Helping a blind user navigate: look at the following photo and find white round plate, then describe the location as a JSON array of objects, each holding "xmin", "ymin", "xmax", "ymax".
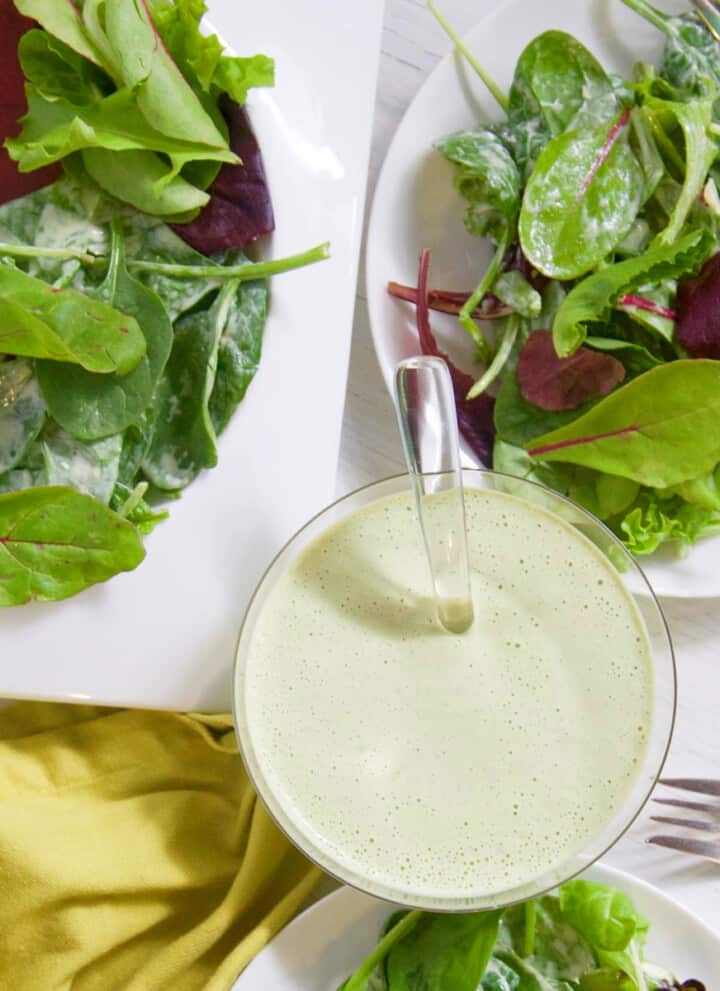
[
  {"xmin": 233, "ymin": 862, "xmax": 720, "ymax": 990},
  {"xmin": 365, "ymin": 0, "xmax": 720, "ymax": 599}
]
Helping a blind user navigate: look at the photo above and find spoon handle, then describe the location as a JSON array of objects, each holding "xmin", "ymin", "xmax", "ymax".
[{"xmin": 394, "ymin": 356, "xmax": 474, "ymax": 634}]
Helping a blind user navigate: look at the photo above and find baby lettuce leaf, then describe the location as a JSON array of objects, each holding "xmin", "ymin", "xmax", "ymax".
[
  {"xmin": 620, "ymin": 489, "xmax": 720, "ymax": 555},
  {"xmin": 13, "ymin": 0, "xmax": 106, "ymax": 69},
  {"xmin": 644, "ymin": 96, "xmax": 716, "ymax": 245},
  {"xmin": 208, "ymin": 273, "xmax": 267, "ymax": 434},
  {"xmin": 0, "ymin": 262, "xmax": 146, "ymax": 373},
  {"xmin": 492, "ymin": 270, "xmax": 541, "ymax": 319},
  {"xmin": 143, "ymin": 279, "xmax": 238, "ymax": 490},
  {"xmin": 675, "ymin": 251, "xmax": 720, "ymax": 358},
  {"xmin": 519, "ymin": 110, "xmax": 644, "ymax": 280},
  {"xmin": 527, "ymin": 360, "xmax": 720, "ymax": 487},
  {"xmin": 0, "ymin": 360, "xmax": 45, "ymax": 474},
  {"xmin": 41, "ymin": 426, "xmax": 122, "ymax": 504},
  {"xmin": 149, "ymin": 0, "xmax": 274, "ymax": 106},
  {"xmin": 36, "ymin": 221, "xmax": 173, "ymax": 440},
  {"xmin": 17, "ymin": 29, "xmax": 106, "ymax": 106},
  {"xmin": 172, "ymin": 99, "xmax": 275, "ymax": 253},
  {"xmin": 558, "ymin": 881, "xmax": 646, "ymax": 953},
  {"xmin": 385, "ymin": 912, "xmax": 502, "ymax": 991},
  {"xmin": 101, "ymin": 0, "xmax": 229, "ymax": 148},
  {"xmin": 81, "ymin": 148, "xmax": 209, "ymax": 221},
  {"xmin": 584, "ymin": 336, "xmax": 662, "ymax": 376},
  {"xmin": 8, "ymin": 83, "xmax": 237, "ymax": 180},
  {"xmin": 517, "ymin": 330, "xmax": 625, "ymax": 411},
  {"xmin": 0, "ymin": 485, "xmax": 144, "ymax": 605},
  {"xmin": 551, "ymin": 228, "xmax": 712, "ymax": 356}
]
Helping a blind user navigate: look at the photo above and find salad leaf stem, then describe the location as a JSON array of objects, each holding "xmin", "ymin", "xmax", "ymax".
[
  {"xmin": 619, "ymin": 0, "xmax": 673, "ymax": 36},
  {"xmin": 459, "ymin": 236, "xmax": 509, "ymax": 362},
  {"xmin": 0, "ymin": 241, "xmax": 331, "ymax": 281},
  {"xmin": 428, "ymin": 0, "xmax": 509, "ymax": 112},
  {"xmin": 523, "ymin": 899, "xmax": 537, "ymax": 957},
  {"xmin": 342, "ymin": 910, "xmax": 422, "ymax": 991},
  {"xmin": 467, "ymin": 313, "xmax": 519, "ymax": 398}
]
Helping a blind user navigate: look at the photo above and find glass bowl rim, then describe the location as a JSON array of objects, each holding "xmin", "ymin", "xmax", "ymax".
[{"xmin": 231, "ymin": 467, "xmax": 677, "ymax": 912}]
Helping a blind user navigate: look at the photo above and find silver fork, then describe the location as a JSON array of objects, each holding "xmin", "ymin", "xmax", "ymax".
[
  {"xmin": 693, "ymin": 0, "xmax": 720, "ymax": 40},
  {"xmin": 648, "ymin": 778, "xmax": 720, "ymax": 864}
]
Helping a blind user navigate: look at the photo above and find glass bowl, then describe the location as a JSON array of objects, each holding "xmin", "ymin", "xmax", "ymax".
[{"xmin": 233, "ymin": 470, "xmax": 676, "ymax": 911}]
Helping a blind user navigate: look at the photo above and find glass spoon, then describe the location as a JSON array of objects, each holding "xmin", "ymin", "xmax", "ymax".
[{"xmin": 393, "ymin": 355, "xmax": 474, "ymax": 634}]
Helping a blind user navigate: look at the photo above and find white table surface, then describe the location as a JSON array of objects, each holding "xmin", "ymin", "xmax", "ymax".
[{"xmin": 336, "ymin": 0, "xmax": 720, "ymax": 939}]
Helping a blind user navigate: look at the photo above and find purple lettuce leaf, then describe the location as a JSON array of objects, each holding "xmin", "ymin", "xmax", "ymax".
[
  {"xmin": 676, "ymin": 252, "xmax": 720, "ymax": 358},
  {"xmin": 518, "ymin": 330, "xmax": 626, "ymax": 412},
  {"xmin": 172, "ymin": 95, "xmax": 274, "ymax": 254}
]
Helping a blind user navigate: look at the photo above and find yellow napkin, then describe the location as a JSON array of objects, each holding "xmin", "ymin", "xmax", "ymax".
[{"xmin": 0, "ymin": 702, "xmax": 321, "ymax": 991}]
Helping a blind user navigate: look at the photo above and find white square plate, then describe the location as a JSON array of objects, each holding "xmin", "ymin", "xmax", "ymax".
[{"xmin": 0, "ymin": 0, "xmax": 384, "ymax": 711}]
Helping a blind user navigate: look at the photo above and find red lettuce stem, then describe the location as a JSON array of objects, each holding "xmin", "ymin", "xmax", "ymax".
[
  {"xmin": 619, "ymin": 294, "xmax": 676, "ymax": 320},
  {"xmin": 415, "ymin": 250, "xmax": 495, "ymax": 466},
  {"xmin": 574, "ymin": 108, "xmax": 631, "ymax": 205},
  {"xmin": 388, "ymin": 281, "xmax": 510, "ymax": 319}
]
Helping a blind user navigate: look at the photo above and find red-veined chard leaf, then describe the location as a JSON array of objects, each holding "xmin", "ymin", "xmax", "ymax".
[
  {"xmin": 517, "ymin": 330, "xmax": 625, "ymax": 411},
  {"xmin": 0, "ymin": 263, "xmax": 146, "ymax": 373},
  {"xmin": 519, "ymin": 109, "xmax": 644, "ymax": 280},
  {"xmin": 527, "ymin": 360, "xmax": 720, "ymax": 487},
  {"xmin": 0, "ymin": 485, "xmax": 144, "ymax": 605}
]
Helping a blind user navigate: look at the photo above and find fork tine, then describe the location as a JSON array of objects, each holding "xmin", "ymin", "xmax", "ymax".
[
  {"xmin": 654, "ymin": 797, "xmax": 720, "ymax": 817},
  {"xmin": 648, "ymin": 834, "xmax": 720, "ymax": 864},
  {"xmin": 659, "ymin": 777, "xmax": 720, "ymax": 797},
  {"xmin": 693, "ymin": 0, "xmax": 720, "ymax": 41},
  {"xmin": 650, "ymin": 815, "xmax": 719, "ymax": 832}
]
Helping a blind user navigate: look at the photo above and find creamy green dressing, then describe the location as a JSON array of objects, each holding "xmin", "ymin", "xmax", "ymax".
[{"xmin": 244, "ymin": 488, "xmax": 653, "ymax": 902}]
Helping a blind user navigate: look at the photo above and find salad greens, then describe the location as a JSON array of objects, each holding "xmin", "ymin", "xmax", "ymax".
[
  {"xmin": 389, "ymin": 2, "xmax": 720, "ymax": 556},
  {"xmin": 338, "ymin": 879, "xmax": 703, "ymax": 991},
  {"xmin": 8, "ymin": 0, "xmax": 274, "ymax": 219},
  {"xmin": 0, "ymin": 2, "xmax": 329, "ymax": 605}
]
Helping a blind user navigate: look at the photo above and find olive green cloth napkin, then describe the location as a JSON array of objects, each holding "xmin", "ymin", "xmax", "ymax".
[{"xmin": 0, "ymin": 703, "xmax": 321, "ymax": 990}]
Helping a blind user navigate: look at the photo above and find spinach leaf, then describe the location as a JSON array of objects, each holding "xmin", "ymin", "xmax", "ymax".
[
  {"xmin": 551, "ymin": 228, "xmax": 712, "ymax": 356},
  {"xmin": 0, "ymin": 485, "xmax": 144, "ymax": 605},
  {"xmin": 339, "ymin": 912, "xmax": 422, "ymax": 991},
  {"xmin": 41, "ymin": 426, "xmax": 122, "ymax": 504},
  {"xmin": 110, "ymin": 481, "xmax": 168, "ymax": 535},
  {"xmin": 0, "ymin": 262, "xmax": 146, "ymax": 373},
  {"xmin": 385, "ymin": 912, "xmax": 503, "ymax": 991},
  {"xmin": 435, "ymin": 129, "xmax": 521, "ymax": 244},
  {"xmin": 0, "ymin": 361, "xmax": 46, "ymax": 474},
  {"xmin": 558, "ymin": 882, "xmax": 646, "ymax": 953},
  {"xmin": 0, "ymin": 186, "xmax": 51, "ymax": 246},
  {"xmin": 519, "ymin": 111, "xmax": 644, "ymax": 280},
  {"xmin": 435, "ymin": 130, "xmax": 520, "ymax": 351},
  {"xmin": 36, "ymin": 221, "xmax": 173, "ymax": 441},
  {"xmin": 527, "ymin": 360, "xmax": 720, "ymax": 487},
  {"xmin": 209, "ymin": 275, "xmax": 267, "ymax": 434},
  {"xmin": 143, "ymin": 280, "xmax": 239, "ymax": 490},
  {"xmin": 622, "ymin": 2, "xmax": 720, "ymax": 101},
  {"xmin": 508, "ymin": 31, "xmax": 618, "ymax": 140}
]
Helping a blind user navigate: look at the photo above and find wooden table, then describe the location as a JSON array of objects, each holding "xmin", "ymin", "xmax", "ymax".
[{"xmin": 337, "ymin": 0, "xmax": 720, "ymax": 936}]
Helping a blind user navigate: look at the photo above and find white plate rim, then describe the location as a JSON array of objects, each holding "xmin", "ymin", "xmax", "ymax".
[{"xmin": 233, "ymin": 861, "xmax": 720, "ymax": 989}]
